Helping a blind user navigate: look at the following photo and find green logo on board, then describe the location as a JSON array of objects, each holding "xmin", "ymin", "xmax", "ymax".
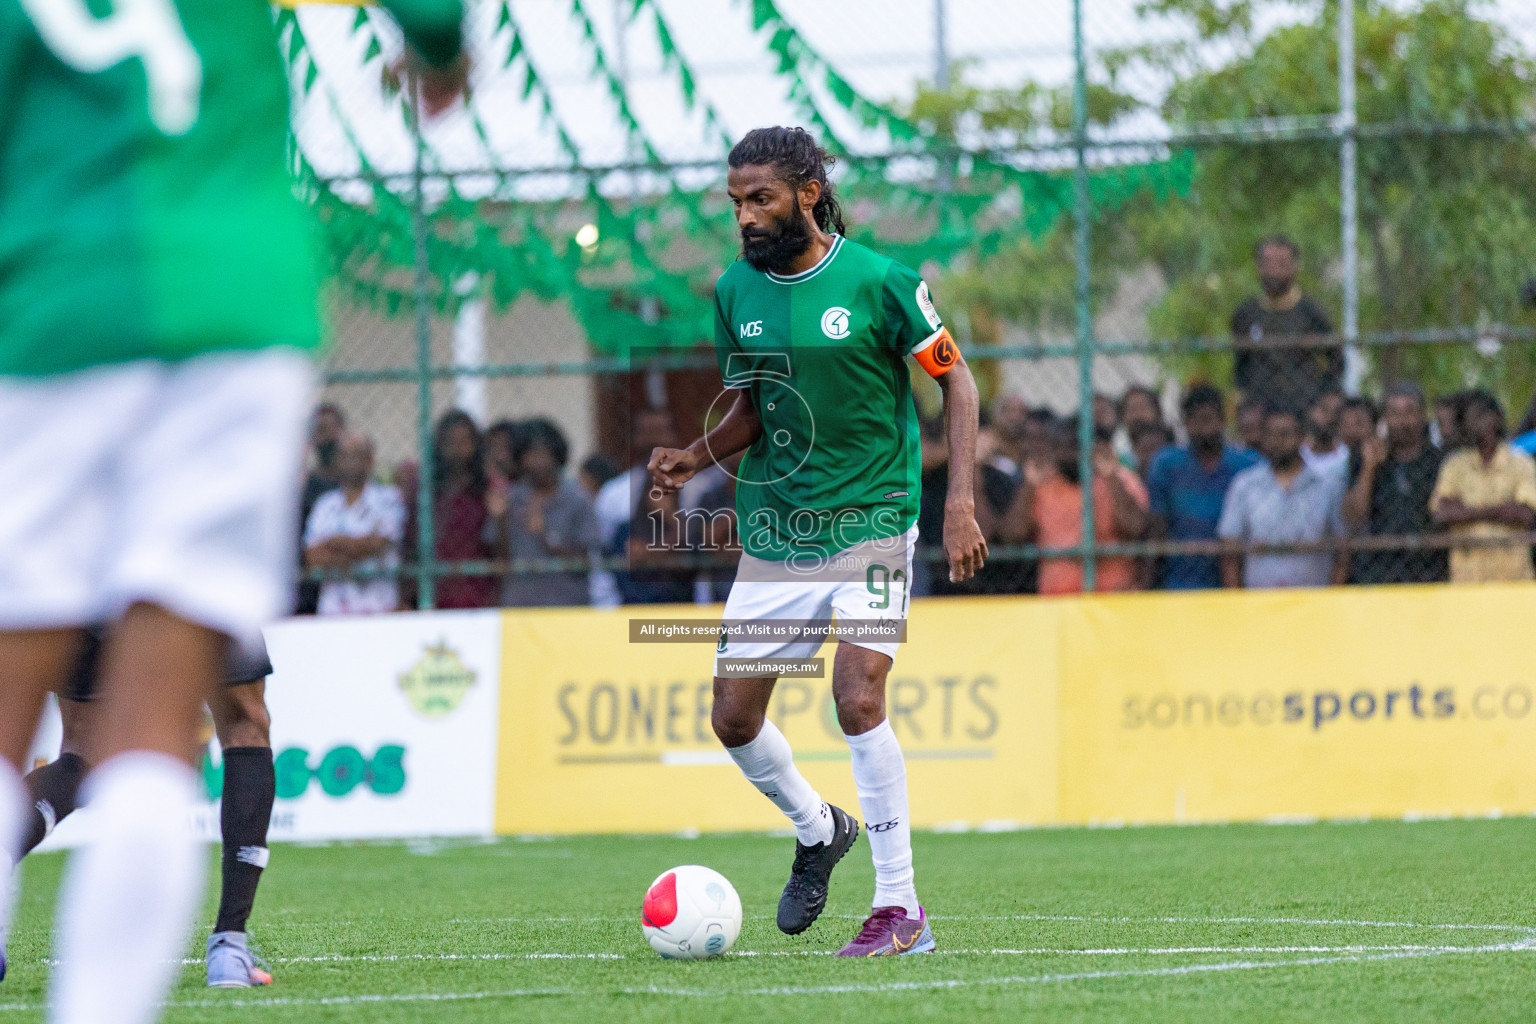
[{"xmin": 399, "ymin": 640, "xmax": 477, "ymax": 717}]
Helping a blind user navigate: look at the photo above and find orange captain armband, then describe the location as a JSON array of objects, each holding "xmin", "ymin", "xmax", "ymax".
[{"xmin": 911, "ymin": 327, "xmax": 960, "ymax": 378}]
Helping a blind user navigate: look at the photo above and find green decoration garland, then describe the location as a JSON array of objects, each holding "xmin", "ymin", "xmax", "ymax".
[{"xmin": 284, "ymin": 0, "xmax": 1194, "ymax": 356}]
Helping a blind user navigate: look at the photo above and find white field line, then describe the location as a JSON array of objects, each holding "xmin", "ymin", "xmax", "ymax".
[
  {"xmin": 4, "ymin": 937, "xmax": 1535, "ymax": 1012},
  {"xmin": 62, "ymin": 913, "xmax": 1536, "ymax": 968},
  {"xmin": 7, "ymin": 915, "xmax": 1535, "ymax": 1013},
  {"xmin": 137, "ymin": 943, "xmax": 1522, "ymax": 966},
  {"xmin": 34, "ymin": 914, "xmax": 1536, "ymax": 970},
  {"xmin": 451, "ymin": 912, "xmax": 1536, "ymax": 932}
]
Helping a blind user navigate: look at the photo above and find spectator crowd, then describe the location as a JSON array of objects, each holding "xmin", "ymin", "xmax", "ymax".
[{"xmin": 296, "ymin": 234, "xmax": 1536, "ymax": 613}]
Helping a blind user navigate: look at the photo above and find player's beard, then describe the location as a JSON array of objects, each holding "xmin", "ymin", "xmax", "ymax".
[{"xmin": 741, "ymin": 208, "xmax": 813, "ymax": 275}]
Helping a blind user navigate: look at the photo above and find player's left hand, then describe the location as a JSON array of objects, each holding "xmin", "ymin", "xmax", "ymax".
[{"xmin": 944, "ymin": 506, "xmax": 988, "ymax": 583}]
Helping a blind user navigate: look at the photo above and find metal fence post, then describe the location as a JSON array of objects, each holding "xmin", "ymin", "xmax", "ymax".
[
  {"xmin": 934, "ymin": 0, "xmax": 953, "ymax": 194},
  {"xmin": 1340, "ymin": 0, "xmax": 1362, "ymax": 395},
  {"xmin": 1072, "ymin": 0, "xmax": 1097, "ymax": 590},
  {"xmin": 410, "ymin": 90, "xmax": 436, "ymax": 611}
]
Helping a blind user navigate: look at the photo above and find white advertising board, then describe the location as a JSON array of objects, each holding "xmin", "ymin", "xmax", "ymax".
[{"xmin": 34, "ymin": 610, "xmax": 502, "ymax": 850}]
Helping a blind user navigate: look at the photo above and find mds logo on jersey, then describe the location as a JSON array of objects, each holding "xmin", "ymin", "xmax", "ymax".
[{"xmin": 739, "ymin": 321, "xmax": 763, "ymax": 338}]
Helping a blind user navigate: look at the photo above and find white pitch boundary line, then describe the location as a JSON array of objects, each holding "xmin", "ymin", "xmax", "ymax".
[
  {"xmin": 112, "ymin": 943, "xmax": 1502, "ymax": 969},
  {"xmin": 3, "ymin": 936, "xmax": 1533, "ymax": 1012},
  {"xmin": 37, "ymin": 913, "xmax": 1534, "ymax": 969},
  {"xmin": 1006, "ymin": 914, "xmax": 1536, "ymax": 932},
  {"xmin": 296, "ymin": 943, "xmax": 1515, "ymax": 962},
  {"xmin": 450, "ymin": 912, "xmax": 1536, "ymax": 932}
]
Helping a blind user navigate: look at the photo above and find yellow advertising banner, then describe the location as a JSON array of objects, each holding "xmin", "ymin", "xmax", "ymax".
[
  {"xmin": 494, "ymin": 584, "xmax": 1536, "ymax": 835},
  {"xmin": 1056, "ymin": 583, "xmax": 1536, "ymax": 825},
  {"xmin": 495, "ymin": 599, "xmax": 1059, "ymax": 835}
]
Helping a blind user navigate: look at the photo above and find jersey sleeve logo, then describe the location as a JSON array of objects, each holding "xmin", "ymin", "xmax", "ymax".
[
  {"xmin": 821, "ymin": 307, "xmax": 852, "ymax": 340},
  {"xmin": 916, "ymin": 282, "xmax": 943, "ymax": 331}
]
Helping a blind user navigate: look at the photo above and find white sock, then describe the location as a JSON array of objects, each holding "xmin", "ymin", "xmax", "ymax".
[
  {"xmin": 725, "ymin": 720, "xmax": 834, "ymax": 846},
  {"xmin": 51, "ymin": 753, "xmax": 207, "ymax": 1024},
  {"xmin": 846, "ymin": 719, "xmax": 919, "ymax": 916},
  {"xmin": 0, "ymin": 759, "xmax": 24, "ymax": 952}
]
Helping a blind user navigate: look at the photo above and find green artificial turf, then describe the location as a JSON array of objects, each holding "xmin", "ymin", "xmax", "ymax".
[{"xmin": 5, "ymin": 819, "xmax": 1536, "ymax": 1022}]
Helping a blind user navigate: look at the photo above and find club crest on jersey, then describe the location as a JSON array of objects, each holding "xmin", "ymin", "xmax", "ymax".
[{"xmin": 821, "ymin": 306, "xmax": 852, "ymax": 340}]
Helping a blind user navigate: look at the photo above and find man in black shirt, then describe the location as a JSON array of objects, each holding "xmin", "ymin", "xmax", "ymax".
[
  {"xmin": 1230, "ymin": 235, "xmax": 1340, "ymax": 415},
  {"xmin": 1341, "ymin": 382, "xmax": 1446, "ymax": 584}
]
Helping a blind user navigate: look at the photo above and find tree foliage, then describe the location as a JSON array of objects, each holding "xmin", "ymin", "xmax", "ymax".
[{"xmin": 930, "ymin": 0, "xmax": 1536, "ymax": 405}]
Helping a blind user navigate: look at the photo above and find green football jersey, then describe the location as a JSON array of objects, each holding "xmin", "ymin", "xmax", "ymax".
[
  {"xmin": 713, "ymin": 234, "xmax": 947, "ymax": 561},
  {"xmin": 0, "ymin": 0, "xmax": 461, "ymax": 376}
]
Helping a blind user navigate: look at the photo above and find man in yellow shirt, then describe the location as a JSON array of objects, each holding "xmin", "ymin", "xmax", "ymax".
[{"xmin": 1431, "ymin": 390, "xmax": 1536, "ymax": 582}]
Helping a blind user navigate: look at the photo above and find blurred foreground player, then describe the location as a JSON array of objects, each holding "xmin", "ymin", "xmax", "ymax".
[
  {"xmin": 4, "ymin": 630, "xmax": 279, "ymax": 988},
  {"xmin": 0, "ymin": 3, "xmax": 464, "ymax": 1020},
  {"xmin": 649, "ymin": 127, "xmax": 987, "ymax": 956}
]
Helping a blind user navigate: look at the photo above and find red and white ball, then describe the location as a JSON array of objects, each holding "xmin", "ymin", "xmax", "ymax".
[{"xmin": 640, "ymin": 864, "xmax": 742, "ymax": 959}]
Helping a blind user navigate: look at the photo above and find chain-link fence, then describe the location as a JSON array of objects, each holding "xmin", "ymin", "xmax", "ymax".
[{"xmin": 289, "ymin": 0, "xmax": 1536, "ymax": 610}]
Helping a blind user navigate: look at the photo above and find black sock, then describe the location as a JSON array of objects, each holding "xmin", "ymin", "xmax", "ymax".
[
  {"xmin": 213, "ymin": 747, "xmax": 275, "ymax": 935},
  {"xmin": 19, "ymin": 753, "xmax": 88, "ymax": 856}
]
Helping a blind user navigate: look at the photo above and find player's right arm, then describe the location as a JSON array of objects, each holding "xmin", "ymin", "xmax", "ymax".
[{"xmin": 649, "ymin": 391, "xmax": 762, "ymax": 493}]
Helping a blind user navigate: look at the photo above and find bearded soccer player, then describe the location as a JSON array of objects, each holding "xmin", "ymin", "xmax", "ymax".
[
  {"xmin": 649, "ymin": 127, "xmax": 987, "ymax": 956},
  {"xmin": 0, "ymin": 3, "xmax": 463, "ymax": 1020}
]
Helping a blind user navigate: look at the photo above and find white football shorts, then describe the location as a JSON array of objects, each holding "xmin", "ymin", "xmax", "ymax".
[
  {"xmin": 0, "ymin": 349, "xmax": 314, "ymax": 639},
  {"xmin": 715, "ymin": 523, "xmax": 918, "ymax": 672}
]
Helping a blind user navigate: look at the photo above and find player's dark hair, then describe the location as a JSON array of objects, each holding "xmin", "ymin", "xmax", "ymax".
[
  {"xmin": 1180, "ymin": 383, "xmax": 1226, "ymax": 419},
  {"xmin": 728, "ymin": 127, "xmax": 847, "ymax": 236},
  {"xmin": 1254, "ymin": 234, "xmax": 1300, "ymax": 261},
  {"xmin": 432, "ymin": 409, "xmax": 487, "ymax": 497}
]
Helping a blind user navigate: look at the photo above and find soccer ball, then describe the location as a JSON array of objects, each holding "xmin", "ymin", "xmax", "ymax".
[{"xmin": 641, "ymin": 864, "xmax": 742, "ymax": 959}]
